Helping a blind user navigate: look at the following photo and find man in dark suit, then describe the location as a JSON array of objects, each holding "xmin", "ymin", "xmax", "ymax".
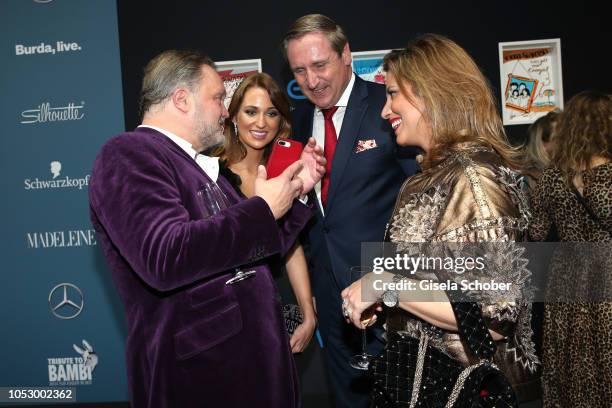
[
  {"xmin": 283, "ymin": 14, "xmax": 417, "ymax": 408},
  {"xmin": 89, "ymin": 50, "xmax": 325, "ymax": 408}
]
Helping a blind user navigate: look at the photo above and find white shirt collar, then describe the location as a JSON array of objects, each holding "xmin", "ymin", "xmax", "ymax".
[
  {"xmin": 314, "ymin": 72, "xmax": 355, "ymax": 115},
  {"xmin": 336, "ymin": 72, "xmax": 355, "ymax": 108},
  {"xmin": 138, "ymin": 125, "xmax": 219, "ymax": 182}
]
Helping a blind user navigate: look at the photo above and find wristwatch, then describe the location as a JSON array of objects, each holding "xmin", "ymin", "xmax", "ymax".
[{"xmin": 381, "ymin": 289, "xmax": 399, "ymax": 307}]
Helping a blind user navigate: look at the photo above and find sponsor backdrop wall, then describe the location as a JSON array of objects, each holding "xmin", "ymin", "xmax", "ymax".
[{"xmin": 0, "ymin": 0, "xmax": 126, "ymax": 405}]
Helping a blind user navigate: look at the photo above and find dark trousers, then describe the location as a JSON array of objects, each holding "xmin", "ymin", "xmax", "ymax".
[{"xmin": 315, "ymin": 269, "xmax": 385, "ymax": 408}]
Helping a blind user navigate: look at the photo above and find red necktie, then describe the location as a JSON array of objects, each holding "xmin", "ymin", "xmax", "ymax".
[{"xmin": 321, "ymin": 106, "xmax": 338, "ymax": 208}]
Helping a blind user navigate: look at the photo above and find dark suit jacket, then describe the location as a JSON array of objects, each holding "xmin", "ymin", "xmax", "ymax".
[
  {"xmin": 292, "ymin": 76, "xmax": 416, "ymax": 321},
  {"xmin": 89, "ymin": 127, "xmax": 312, "ymax": 408}
]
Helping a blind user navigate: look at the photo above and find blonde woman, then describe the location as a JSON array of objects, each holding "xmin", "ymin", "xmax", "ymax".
[{"xmin": 342, "ymin": 34, "xmax": 540, "ymax": 407}]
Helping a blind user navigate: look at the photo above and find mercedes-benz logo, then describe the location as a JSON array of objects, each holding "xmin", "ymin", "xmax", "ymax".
[{"xmin": 48, "ymin": 283, "xmax": 84, "ymax": 319}]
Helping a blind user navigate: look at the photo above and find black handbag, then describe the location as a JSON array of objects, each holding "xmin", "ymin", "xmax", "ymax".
[{"xmin": 369, "ymin": 302, "xmax": 518, "ymax": 408}]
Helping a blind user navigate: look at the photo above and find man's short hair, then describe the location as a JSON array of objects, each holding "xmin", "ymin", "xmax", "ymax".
[
  {"xmin": 282, "ymin": 14, "xmax": 348, "ymax": 60},
  {"xmin": 139, "ymin": 50, "xmax": 215, "ymax": 118}
]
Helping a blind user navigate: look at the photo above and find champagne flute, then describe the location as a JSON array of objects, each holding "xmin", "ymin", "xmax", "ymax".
[
  {"xmin": 347, "ymin": 266, "xmax": 375, "ymax": 370},
  {"xmin": 197, "ymin": 181, "xmax": 256, "ymax": 285}
]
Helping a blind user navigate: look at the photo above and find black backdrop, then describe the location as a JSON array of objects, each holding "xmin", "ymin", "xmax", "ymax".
[
  {"xmin": 112, "ymin": 1, "xmax": 610, "ymax": 407},
  {"xmin": 117, "ymin": 0, "xmax": 610, "ymax": 144}
]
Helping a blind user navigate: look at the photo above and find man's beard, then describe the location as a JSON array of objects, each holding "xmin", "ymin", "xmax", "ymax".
[{"xmin": 193, "ymin": 105, "xmax": 224, "ymax": 151}]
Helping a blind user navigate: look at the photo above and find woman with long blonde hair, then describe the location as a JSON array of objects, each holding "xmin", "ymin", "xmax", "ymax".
[{"xmin": 342, "ymin": 34, "xmax": 540, "ymax": 407}]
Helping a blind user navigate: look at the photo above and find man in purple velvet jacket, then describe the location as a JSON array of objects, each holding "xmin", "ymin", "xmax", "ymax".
[{"xmin": 89, "ymin": 50, "xmax": 325, "ymax": 408}]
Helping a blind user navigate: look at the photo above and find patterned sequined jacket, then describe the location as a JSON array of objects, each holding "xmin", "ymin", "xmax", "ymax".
[{"xmin": 383, "ymin": 144, "xmax": 541, "ymax": 401}]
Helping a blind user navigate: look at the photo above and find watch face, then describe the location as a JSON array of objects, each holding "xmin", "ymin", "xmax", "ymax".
[{"xmin": 382, "ymin": 290, "xmax": 398, "ymax": 307}]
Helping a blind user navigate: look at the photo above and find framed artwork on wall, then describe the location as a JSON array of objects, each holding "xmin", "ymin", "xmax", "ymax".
[
  {"xmin": 351, "ymin": 50, "xmax": 391, "ymax": 84},
  {"xmin": 498, "ymin": 39, "xmax": 563, "ymax": 125},
  {"xmin": 215, "ymin": 59, "xmax": 262, "ymax": 108}
]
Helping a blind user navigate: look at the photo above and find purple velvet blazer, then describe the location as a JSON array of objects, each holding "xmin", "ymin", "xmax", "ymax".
[{"xmin": 89, "ymin": 127, "xmax": 313, "ymax": 408}]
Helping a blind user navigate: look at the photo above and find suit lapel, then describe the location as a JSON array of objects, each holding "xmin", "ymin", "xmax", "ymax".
[
  {"xmin": 325, "ymin": 77, "xmax": 368, "ymax": 215},
  {"xmin": 147, "ymin": 128, "xmax": 209, "ymax": 178},
  {"xmin": 142, "ymin": 127, "xmax": 243, "ymax": 203}
]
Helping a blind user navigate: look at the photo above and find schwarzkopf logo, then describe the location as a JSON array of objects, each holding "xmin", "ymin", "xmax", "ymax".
[
  {"xmin": 24, "ymin": 161, "xmax": 90, "ymax": 191},
  {"xmin": 21, "ymin": 101, "xmax": 85, "ymax": 124},
  {"xmin": 26, "ymin": 228, "xmax": 97, "ymax": 249}
]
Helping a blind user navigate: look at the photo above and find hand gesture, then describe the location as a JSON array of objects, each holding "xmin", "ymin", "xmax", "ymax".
[
  {"xmin": 297, "ymin": 137, "xmax": 326, "ymax": 195},
  {"xmin": 341, "ymin": 276, "xmax": 383, "ymax": 329},
  {"xmin": 254, "ymin": 161, "xmax": 304, "ymax": 219}
]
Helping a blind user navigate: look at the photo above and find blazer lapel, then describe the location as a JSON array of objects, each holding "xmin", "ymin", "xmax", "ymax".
[
  {"xmin": 142, "ymin": 127, "xmax": 239, "ymax": 199},
  {"xmin": 147, "ymin": 128, "xmax": 210, "ymax": 177},
  {"xmin": 325, "ymin": 76, "xmax": 368, "ymax": 215}
]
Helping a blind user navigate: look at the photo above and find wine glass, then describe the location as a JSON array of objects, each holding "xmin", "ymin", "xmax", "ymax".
[
  {"xmin": 347, "ymin": 266, "xmax": 375, "ymax": 370},
  {"xmin": 197, "ymin": 181, "xmax": 256, "ymax": 285}
]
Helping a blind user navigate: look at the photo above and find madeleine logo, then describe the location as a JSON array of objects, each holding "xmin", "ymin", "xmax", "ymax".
[
  {"xmin": 24, "ymin": 162, "xmax": 90, "ymax": 191},
  {"xmin": 15, "ymin": 41, "xmax": 82, "ymax": 56},
  {"xmin": 26, "ymin": 228, "xmax": 97, "ymax": 249},
  {"xmin": 21, "ymin": 101, "xmax": 85, "ymax": 124}
]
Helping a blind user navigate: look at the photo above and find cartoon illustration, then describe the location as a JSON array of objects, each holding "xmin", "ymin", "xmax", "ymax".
[
  {"xmin": 499, "ymin": 39, "xmax": 563, "ymax": 125},
  {"xmin": 504, "ymin": 75, "xmax": 538, "ymax": 113}
]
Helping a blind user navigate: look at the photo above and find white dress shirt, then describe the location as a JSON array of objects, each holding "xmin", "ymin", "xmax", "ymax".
[{"xmin": 311, "ymin": 73, "xmax": 355, "ymax": 212}]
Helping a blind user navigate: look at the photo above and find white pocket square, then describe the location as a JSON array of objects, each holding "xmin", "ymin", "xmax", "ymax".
[{"xmin": 355, "ymin": 139, "xmax": 378, "ymax": 153}]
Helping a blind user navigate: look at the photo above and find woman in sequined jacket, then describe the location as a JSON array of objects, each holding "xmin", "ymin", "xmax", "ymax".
[{"xmin": 341, "ymin": 34, "xmax": 541, "ymax": 407}]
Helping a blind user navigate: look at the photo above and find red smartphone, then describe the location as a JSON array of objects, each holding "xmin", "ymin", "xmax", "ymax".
[{"xmin": 266, "ymin": 138, "xmax": 303, "ymax": 179}]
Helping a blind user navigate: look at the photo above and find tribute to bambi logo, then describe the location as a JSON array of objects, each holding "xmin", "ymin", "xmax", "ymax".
[
  {"xmin": 20, "ymin": 101, "xmax": 85, "ymax": 124},
  {"xmin": 48, "ymin": 283, "xmax": 84, "ymax": 320},
  {"xmin": 47, "ymin": 339, "xmax": 98, "ymax": 386},
  {"xmin": 24, "ymin": 161, "xmax": 90, "ymax": 191}
]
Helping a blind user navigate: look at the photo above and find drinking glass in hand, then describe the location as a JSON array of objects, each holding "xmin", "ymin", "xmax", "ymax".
[
  {"xmin": 347, "ymin": 266, "xmax": 375, "ymax": 370},
  {"xmin": 197, "ymin": 181, "xmax": 256, "ymax": 285}
]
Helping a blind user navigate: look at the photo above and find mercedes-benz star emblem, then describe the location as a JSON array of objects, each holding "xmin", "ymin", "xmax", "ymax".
[{"xmin": 48, "ymin": 283, "xmax": 84, "ymax": 319}]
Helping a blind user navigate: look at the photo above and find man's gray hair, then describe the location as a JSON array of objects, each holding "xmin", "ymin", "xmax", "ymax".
[
  {"xmin": 281, "ymin": 14, "xmax": 348, "ymax": 60},
  {"xmin": 139, "ymin": 50, "xmax": 215, "ymax": 118}
]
